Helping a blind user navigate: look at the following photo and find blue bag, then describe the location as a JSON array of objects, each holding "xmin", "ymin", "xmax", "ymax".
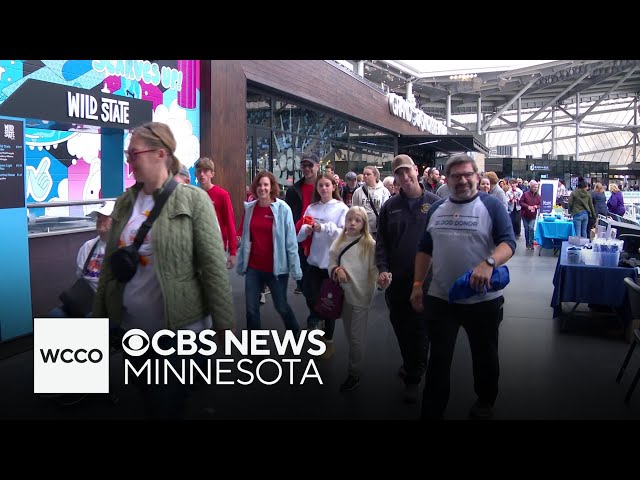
[{"xmin": 448, "ymin": 265, "xmax": 510, "ymax": 303}]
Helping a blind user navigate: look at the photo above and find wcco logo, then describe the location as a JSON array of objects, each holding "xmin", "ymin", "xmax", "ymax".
[
  {"xmin": 34, "ymin": 318, "xmax": 109, "ymax": 394},
  {"xmin": 40, "ymin": 348, "xmax": 104, "ymax": 364}
]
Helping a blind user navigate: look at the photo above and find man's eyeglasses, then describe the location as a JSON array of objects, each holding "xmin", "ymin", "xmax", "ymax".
[
  {"xmin": 124, "ymin": 149, "xmax": 157, "ymax": 162},
  {"xmin": 300, "ymin": 163, "xmax": 315, "ymax": 169},
  {"xmin": 449, "ymin": 172, "xmax": 477, "ymax": 181}
]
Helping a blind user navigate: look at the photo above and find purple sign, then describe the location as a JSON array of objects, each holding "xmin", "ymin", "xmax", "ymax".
[{"xmin": 540, "ymin": 182, "xmax": 554, "ymax": 214}]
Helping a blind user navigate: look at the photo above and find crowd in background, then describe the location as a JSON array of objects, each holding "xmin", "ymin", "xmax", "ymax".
[{"xmin": 62, "ymin": 136, "xmax": 633, "ymax": 419}]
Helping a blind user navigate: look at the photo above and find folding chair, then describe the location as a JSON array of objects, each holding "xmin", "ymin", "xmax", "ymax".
[{"xmin": 616, "ymin": 277, "xmax": 640, "ymax": 404}]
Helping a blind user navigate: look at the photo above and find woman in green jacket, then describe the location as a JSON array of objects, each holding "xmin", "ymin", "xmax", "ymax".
[
  {"xmin": 94, "ymin": 121, "xmax": 234, "ymax": 418},
  {"xmin": 568, "ymin": 180, "xmax": 596, "ymax": 238}
]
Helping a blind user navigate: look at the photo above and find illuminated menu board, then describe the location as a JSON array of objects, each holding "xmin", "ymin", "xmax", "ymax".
[{"xmin": 0, "ymin": 118, "xmax": 25, "ymax": 209}]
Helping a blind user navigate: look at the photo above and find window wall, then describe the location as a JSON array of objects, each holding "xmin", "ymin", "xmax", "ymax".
[
  {"xmin": 246, "ymin": 89, "xmax": 397, "ymax": 190},
  {"xmin": 502, "ymin": 158, "xmax": 609, "ymax": 186}
]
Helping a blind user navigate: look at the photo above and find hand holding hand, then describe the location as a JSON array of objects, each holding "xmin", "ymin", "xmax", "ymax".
[{"xmin": 377, "ymin": 272, "xmax": 392, "ymax": 289}]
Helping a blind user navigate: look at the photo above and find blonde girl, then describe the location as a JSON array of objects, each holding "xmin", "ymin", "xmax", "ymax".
[{"xmin": 328, "ymin": 206, "xmax": 378, "ymax": 393}]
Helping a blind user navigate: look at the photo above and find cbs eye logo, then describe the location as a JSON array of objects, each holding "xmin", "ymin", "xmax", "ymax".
[{"xmin": 121, "ymin": 329, "xmax": 150, "ymax": 356}]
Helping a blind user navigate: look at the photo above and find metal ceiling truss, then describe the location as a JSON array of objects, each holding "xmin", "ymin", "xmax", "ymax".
[{"xmin": 352, "ymin": 59, "xmax": 640, "ymax": 164}]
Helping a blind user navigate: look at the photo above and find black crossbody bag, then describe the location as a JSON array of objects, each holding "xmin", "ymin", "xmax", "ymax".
[
  {"xmin": 110, "ymin": 179, "xmax": 178, "ymax": 283},
  {"xmin": 59, "ymin": 240, "xmax": 100, "ymax": 317}
]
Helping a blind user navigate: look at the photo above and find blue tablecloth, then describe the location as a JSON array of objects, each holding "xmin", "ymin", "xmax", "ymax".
[
  {"xmin": 551, "ymin": 241, "xmax": 638, "ymax": 322},
  {"xmin": 535, "ymin": 220, "xmax": 575, "ymax": 251}
]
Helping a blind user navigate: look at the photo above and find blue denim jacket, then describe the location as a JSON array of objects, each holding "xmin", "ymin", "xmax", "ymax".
[{"xmin": 236, "ymin": 198, "xmax": 302, "ymax": 280}]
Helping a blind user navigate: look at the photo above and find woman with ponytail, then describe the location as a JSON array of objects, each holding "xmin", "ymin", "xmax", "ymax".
[{"xmin": 94, "ymin": 121, "xmax": 234, "ymax": 419}]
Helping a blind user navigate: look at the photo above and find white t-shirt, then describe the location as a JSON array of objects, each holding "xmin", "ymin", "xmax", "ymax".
[
  {"xmin": 76, "ymin": 237, "xmax": 106, "ymax": 293},
  {"xmin": 119, "ymin": 191, "xmax": 211, "ymax": 335}
]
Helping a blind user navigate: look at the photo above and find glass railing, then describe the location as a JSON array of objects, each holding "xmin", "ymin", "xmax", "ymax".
[{"xmin": 26, "ymin": 198, "xmax": 117, "ymax": 238}]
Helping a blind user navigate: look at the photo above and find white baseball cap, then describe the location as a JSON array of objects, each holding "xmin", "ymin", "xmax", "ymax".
[{"xmin": 94, "ymin": 200, "xmax": 115, "ymax": 217}]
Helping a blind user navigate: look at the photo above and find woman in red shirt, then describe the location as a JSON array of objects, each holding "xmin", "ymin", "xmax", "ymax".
[{"xmin": 236, "ymin": 171, "xmax": 303, "ymax": 334}]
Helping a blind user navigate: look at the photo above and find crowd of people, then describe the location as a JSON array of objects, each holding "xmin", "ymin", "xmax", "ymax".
[
  {"xmin": 468, "ymin": 172, "xmax": 629, "ymax": 243},
  {"xmin": 57, "ymin": 124, "xmax": 635, "ymax": 420}
]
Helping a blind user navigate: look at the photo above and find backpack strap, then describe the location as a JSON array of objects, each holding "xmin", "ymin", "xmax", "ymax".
[{"xmin": 362, "ymin": 185, "xmax": 379, "ymax": 218}]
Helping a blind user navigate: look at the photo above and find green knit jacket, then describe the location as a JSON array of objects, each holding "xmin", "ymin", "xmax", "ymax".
[
  {"xmin": 93, "ymin": 178, "xmax": 235, "ymax": 331},
  {"xmin": 568, "ymin": 188, "xmax": 596, "ymax": 220}
]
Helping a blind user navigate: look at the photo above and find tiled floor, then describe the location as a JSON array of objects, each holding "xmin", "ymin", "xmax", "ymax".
[{"xmin": 2, "ymin": 235, "xmax": 640, "ymax": 420}]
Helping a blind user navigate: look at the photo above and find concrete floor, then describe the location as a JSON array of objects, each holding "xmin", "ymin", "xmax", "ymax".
[{"xmin": 2, "ymin": 235, "xmax": 640, "ymax": 420}]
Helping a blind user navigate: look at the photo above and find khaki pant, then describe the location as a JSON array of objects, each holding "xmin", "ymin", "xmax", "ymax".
[{"xmin": 341, "ymin": 302, "xmax": 370, "ymax": 377}]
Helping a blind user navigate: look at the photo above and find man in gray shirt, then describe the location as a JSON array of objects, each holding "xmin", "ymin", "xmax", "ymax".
[{"xmin": 410, "ymin": 154, "xmax": 516, "ymax": 420}]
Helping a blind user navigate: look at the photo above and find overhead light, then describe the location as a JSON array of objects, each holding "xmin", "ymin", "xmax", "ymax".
[
  {"xmin": 402, "ymin": 140, "xmax": 440, "ymax": 148},
  {"xmin": 449, "ymin": 73, "xmax": 477, "ymax": 81}
]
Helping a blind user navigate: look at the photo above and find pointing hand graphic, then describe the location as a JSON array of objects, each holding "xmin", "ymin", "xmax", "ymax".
[{"xmin": 26, "ymin": 157, "xmax": 53, "ymax": 201}]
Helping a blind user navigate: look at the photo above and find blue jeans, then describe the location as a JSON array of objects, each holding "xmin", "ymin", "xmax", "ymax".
[
  {"xmin": 48, "ymin": 306, "xmax": 92, "ymax": 318},
  {"xmin": 296, "ymin": 245, "xmax": 308, "ymax": 291},
  {"xmin": 245, "ymin": 267, "xmax": 300, "ymax": 334},
  {"xmin": 572, "ymin": 210, "xmax": 589, "ymax": 238},
  {"xmin": 48, "ymin": 306, "xmax": 69, "ymax": 317},
  {"xmin": 523, "ymin": 217, "xmax": 536, "ymax": 247}
]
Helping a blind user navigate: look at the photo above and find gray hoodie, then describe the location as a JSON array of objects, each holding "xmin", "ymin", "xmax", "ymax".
[{"xmin": 351, "ymin": 181, "xmax": 390, "ymax": 234}]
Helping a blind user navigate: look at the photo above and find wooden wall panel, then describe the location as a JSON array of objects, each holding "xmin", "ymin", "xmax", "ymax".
[
  {"xmin": 201, "ymin": 61, "xmax": 247, "ymax": 230},
  {"xmin": 238, "ymin": 60, "xmax": 423, "ymax": 136}
]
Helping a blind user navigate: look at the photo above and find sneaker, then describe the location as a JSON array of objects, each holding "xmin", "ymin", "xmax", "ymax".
[
  {"xmin": 260, "ymin": 293, "xmax": 266, "ymax": 304},
  {"xmin": 404, "ymin": 383, "xmax": 419, "ymax": 404},
  {"xmin": 294, "ymin": 287, "xmax": 302, "ymax": 295},
  {"xmin": 468, "ymin": 400, "xmax": 493, "ymax": 419},
  {"xmin": 339, "ymin": 375, "xmax": 361, "ymax": 393}
]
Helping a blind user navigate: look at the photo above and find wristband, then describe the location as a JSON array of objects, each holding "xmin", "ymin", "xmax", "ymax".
[{"xmin": 412, "ymin": 280, "xmax": 423, "ymax": 288}]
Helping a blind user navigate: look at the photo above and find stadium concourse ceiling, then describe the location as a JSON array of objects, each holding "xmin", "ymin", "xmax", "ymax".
[{"xmin": 355, "ymin": 60, "xmax": 640, "ymax": 129}]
